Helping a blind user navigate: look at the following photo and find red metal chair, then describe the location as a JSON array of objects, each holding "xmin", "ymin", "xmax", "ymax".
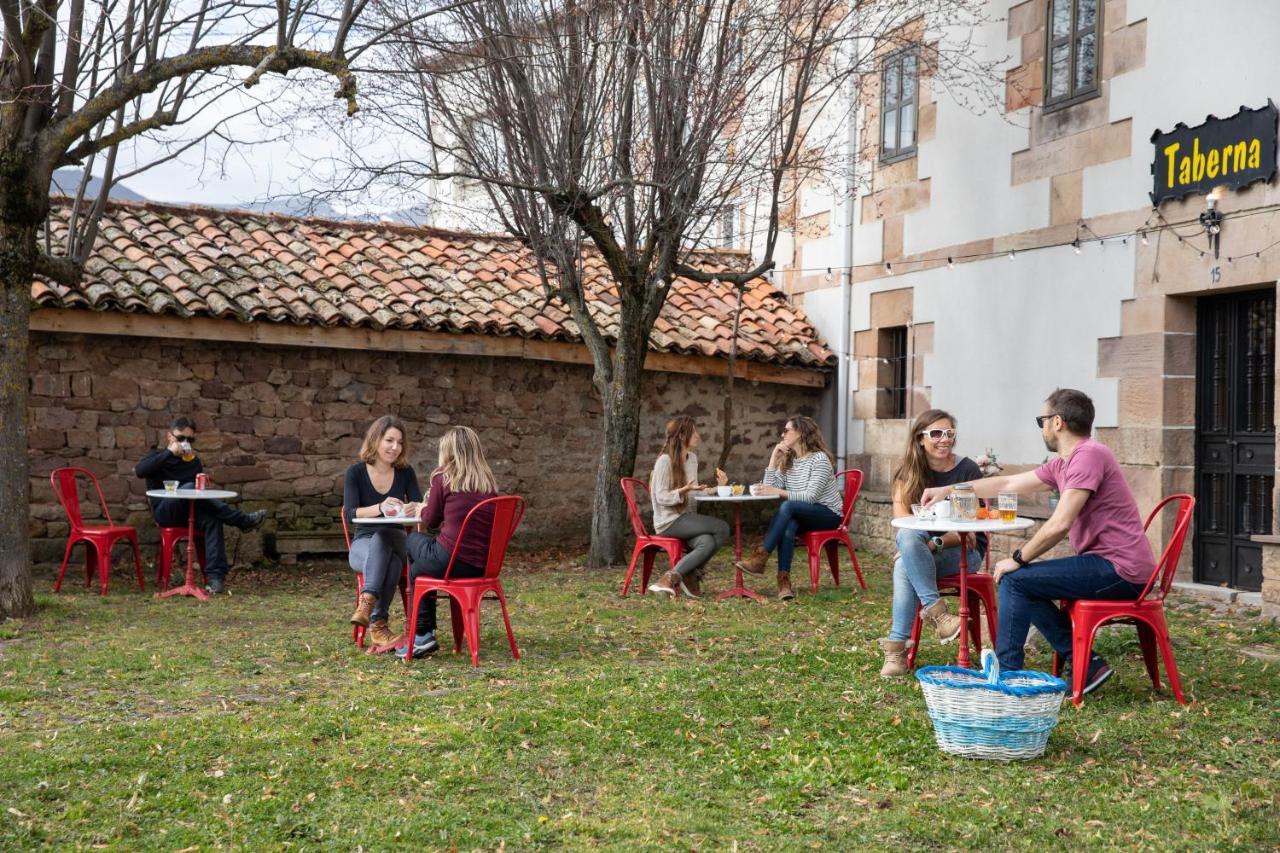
[
  {"xmin": 1052, "ymin": 494, "xmax": 1194, "ymax": 707},
  {"xmin": 906, "ymin": 549, "xmax": 996, "ymax": 670},
  {"xmin": 795, "ymin": 469, "xmax": 867, "ymax": 593},
  {"xmin": 155, "ymin": 526, "xmax": 206, "ymax": 590},
  {"xmin": 405, "ymin": 495, "xmax": 525, "ymax": 666},
  {"xmin": 341, "ymin": 513, "xmax": 411, "ymax": 649},
  {"xmin": 50, "ymin": 467, "xmax": 145, "ymax": 595},
  {"xmin": 619, "ymin": 477, "xmax": 685, "ymax": 596}
]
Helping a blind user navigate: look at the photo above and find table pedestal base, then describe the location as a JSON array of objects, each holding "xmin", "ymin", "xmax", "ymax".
[
  {"xmin": 157, "ymin": 583, "xmax": 209, "ymax": 601},
  {"xmin": 715, "ymin": 567, "xmax": 767, "ymax": 602}
]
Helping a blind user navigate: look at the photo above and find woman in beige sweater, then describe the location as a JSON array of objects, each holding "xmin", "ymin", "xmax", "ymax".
[{"xmin": 647, "ymin": 416, "xmax": 730, "ymax": 598}]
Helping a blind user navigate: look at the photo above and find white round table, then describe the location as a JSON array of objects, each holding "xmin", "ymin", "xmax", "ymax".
[
  {"xmin": 146, "ymin": 488, "xmax": 240, "ymax": 601},
  {"xmin": 692, "ymin": 493, "xmax": 780, "ymax": 602},
  {"xmin": 351, "ymin": 516, "xmax": 422, "ymax": 526},
  {"xmin": 891, "ymin": 515, "xmax": 1035, "ymax": 668}
]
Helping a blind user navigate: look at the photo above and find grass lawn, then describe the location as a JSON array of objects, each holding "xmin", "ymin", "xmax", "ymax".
[{"xmin": 1, "ymin": 549, "xmax": 1278, "ymax": 850}]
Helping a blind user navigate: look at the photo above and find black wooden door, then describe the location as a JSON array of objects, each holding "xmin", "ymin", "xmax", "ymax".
[{"xmin": 1194, "ymin": 289, "xmax": 1275, "ymax": 591}]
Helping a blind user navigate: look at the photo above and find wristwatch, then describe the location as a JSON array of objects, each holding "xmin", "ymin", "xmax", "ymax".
[
  {"xmin": 930, "ymin": 535, "xmax": 945, "ymax": 552},
  {"xmin": 1012, "ymin": 548, "xmax": 1030, "ymax": 567}
]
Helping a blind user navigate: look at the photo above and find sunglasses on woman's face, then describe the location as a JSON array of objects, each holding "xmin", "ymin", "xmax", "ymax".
[
  {"xmin": 172, "ymin": 433, "xmax": 196, "ymax": 445},
  {"xmin": 919, "ymin": 428, "xmax": 956, "ymax": 441}
]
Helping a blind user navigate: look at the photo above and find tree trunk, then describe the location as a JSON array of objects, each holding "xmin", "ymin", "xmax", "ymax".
[
  {"xmin": 586, "ymin": 306, "xmax": 648, "ymax": 568},
  {"xmin": 0, "ymin": 187, "xmax": 38, "ymax": 618},
  {"xmin": 717, "ymin": 283, "xmax": 747, "ymax": 471}
]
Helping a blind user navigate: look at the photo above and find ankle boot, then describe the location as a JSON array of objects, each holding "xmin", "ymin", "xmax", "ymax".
[
  {"xmin": 736, "ymin": 547, "xmax": 769, "ymax": 575},
  {"xmin": 923, "ymin": 599, "xmax": 963, "ymax": 643},
  {"xmin": 350, "ymin": 592, "xmax": 376, "ymax": 627},
  {"xmin": 368, "ymin": 619, "xmax": 397, "ymax": 647},
  {"xmin": 879, "ymin": 639, "xmax": 908, "ymax": 677},
  {"xmin": 776, "ymin": 573, "xmax": 795, "ymax": 601}
]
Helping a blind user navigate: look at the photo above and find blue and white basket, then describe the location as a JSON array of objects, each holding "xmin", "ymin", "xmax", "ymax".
[{"xmin": 916, "ymin": 649, "xmax": 1067, "ymax": 760}]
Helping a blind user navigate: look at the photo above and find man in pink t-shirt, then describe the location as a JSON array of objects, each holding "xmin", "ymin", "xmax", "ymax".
[{"xmin": 921, "ymin": 389, "xmax": 1154, "ymax": 695}]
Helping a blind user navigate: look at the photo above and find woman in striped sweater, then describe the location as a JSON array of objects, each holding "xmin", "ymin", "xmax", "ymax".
[{"xmin": 736, "ymin": 416, "xmax": 842, "ymax": 600}]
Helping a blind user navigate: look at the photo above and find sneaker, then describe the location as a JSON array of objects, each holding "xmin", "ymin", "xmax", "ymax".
[
  {"xmin": 1080, "ymin": 655, "xmax": 1114, "ymax": 696},
  {"xmin": 678, "ymin": 573, "xmax": 702, "ymax": 598},
  {"xmin": 204, "ymin": 575, "xmax": 225, "ymax": 594},
  {"xmin": 648, "ymin": 571, "xmax": 680, "ymax": 596},
  {"xmin": 243, "ymin": 510, "xmax": 267, "ymax": 531},
  {"xmin": 398, "ymin": 632, "xmax": 440, "ymax": 660}
]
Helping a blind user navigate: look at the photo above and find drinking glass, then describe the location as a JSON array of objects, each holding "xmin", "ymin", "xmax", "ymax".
[
  {"xmin": 998, "ymin": 492, "xmax": 1018, "ymax": 523},
  {"xmin": 163, "ymin": 480, "xmax": 179, "ymax": 493}
]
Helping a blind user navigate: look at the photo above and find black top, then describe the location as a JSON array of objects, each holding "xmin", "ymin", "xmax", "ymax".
[
  {"xmin": 136, "ymin": 448, "xmax": 205, "ymax": 505},
  {"xmin": 342, "ymin": 462, "xmax": 422, "ymax": 540},
  {"xmin": 927, "ymin": 457, "xmax": 988, "ymax": 555}
]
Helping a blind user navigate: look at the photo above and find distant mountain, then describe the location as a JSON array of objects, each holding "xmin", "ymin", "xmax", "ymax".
[
  {"xmin": 227, "ymin": 196, "xmax": 431, "ymax": 226},
  {"xmin": 51, "ymin": 168, "xmax": 145, "ymax": 201}
]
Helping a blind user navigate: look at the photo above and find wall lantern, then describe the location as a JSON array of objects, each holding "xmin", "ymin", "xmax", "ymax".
[{"xmin": 1199, "ymin": 186, "xmax": 1225, "ymax": 258}]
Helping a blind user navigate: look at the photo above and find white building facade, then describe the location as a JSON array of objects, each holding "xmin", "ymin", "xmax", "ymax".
[{"xmin": 780, "ymin": 0, "xmax": 1280, "ymax": 615}]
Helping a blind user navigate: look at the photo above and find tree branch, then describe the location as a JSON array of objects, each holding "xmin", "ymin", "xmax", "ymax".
[{"xmin": 33, "ymin": 250, "xmax": 83, "ymax": 287}]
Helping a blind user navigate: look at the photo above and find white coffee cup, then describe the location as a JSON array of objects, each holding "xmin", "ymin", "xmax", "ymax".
[
  {"xmin": 749, "ymin": 483, "xmax": 764, "ymax": 496},
  {"xmin": 716, "ymin": 485, "xmax": 733, "ymax": 497},
  {"xmin": 934, "ymin": 499, "xmax": 953, "ymax": 519}
]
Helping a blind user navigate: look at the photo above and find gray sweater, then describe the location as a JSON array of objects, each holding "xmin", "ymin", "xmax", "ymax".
[
  {"xmin": 650, "ymin": 452, "xmax": 701, "ymax": 534},
  {"xmin": 763, "ymin": 452, "xmax": 842, "ymax": 515}
]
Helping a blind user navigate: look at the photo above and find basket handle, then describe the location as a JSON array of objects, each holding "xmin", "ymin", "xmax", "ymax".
[{"xmin": 981, "ymin": 649, "xmax": 1000, "ymax": 685}]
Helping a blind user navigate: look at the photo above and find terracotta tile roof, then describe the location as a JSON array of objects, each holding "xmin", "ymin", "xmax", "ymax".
[{"xmin": 35, "ymin": 199, "xmax": 834, "ymax": 370}]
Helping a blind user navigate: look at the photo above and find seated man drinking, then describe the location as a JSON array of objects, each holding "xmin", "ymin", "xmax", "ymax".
[
  {"xmin": 921, "ymin": 388, "xmax": 1154, "ymax": 696},
  {"xmin": 135, "ymin": 415, "xmax": 266, "ymax": 594}
]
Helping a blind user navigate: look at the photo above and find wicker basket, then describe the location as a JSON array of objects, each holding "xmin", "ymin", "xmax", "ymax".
[{"xmin": 916, "ymin": 649, "xmax": 1067, "ymax": 760}]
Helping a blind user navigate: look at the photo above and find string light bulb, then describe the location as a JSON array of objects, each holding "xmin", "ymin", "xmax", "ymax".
[
  {"xmin": 1072, "ymin": 239, "xmax": 1082, "ymax": 255},
  {"xmin": 825, "ymin": 267, "xmax": 832, "ymax": 284},
  {"xmin": 1140, "ymin": 231, "xmax": 1149, "ymax": 246},
  {"xmin": 947, "ymin": 257, "xmax": 955, "ymax": 270},
  {"xmin": 884, "ymin": 262, "xmax": 894, "ymax": 275},
  {"xmin": 1007, "ymin": 250, "xmax": 1016, "ymax": 262}
]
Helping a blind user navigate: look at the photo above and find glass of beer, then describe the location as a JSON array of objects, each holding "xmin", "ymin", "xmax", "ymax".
[{"xmin": 998, "ymin": 492, "xmax": 1018, "ymax": 523}]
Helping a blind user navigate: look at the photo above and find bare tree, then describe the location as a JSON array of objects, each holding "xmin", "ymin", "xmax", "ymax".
[
  {"xmin": 313, "ymin": 0, "xmax": 999, "ymax": 565},
  {"xmin": 0, "ymin": 0, "xmax": 422, "ymax": 617}
]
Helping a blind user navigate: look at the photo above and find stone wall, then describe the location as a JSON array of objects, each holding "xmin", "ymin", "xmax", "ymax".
[{"xmin": 27, "ymin": 331, "xmax": 824, "ymax": 567}]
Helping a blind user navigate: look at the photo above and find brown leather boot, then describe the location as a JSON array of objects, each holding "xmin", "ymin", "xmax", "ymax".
[
  {"xmin": 879, "ymin": 639, "xmax": 908, "ymax": 677},
  {"xmin": 735, "ymin": 547, "xmax": 769, "ymax": 575},
  {"xmin": 350, "ymin": 592, "xmax": 376, "ymax": 627},
  {"xmin": 777, "ymin": 573, "xmax": 795, "ymax": 601},
  {"xmin": 678, "ymin": 573, "xmax": 702, "ymax": 598},
  {"xmin": 923, "ymin": 599, "xmax": 963, "ymax": 643},
  {"xmin": 648, "ymin": 570, "xmax": 680, "ymax": 596},
  {"xmin": 368, "ymin": 619, "xmax": 397, "ymax": 647}
]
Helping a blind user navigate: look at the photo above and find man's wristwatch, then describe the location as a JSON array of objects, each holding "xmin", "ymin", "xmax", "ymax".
[
  {"xmin": 930, "ymin": 535, "xmax": 945, "ymax": 552},
  {"xmin": 1012, "ymin": 548, "xmax": 1030, "ymax": 567}
]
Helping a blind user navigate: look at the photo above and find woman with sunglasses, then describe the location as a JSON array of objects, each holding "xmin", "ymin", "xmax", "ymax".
[
  {"xmin": 878, "ymin": 409, "xmax": 986, "ymax": 677},
  {"xmin": 735, "ymin": 415, "xmax": 842, "ymax": 600}
]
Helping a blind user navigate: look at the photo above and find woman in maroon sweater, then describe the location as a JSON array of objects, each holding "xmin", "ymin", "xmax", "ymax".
[{"xmin": 402, "ymin": 425, "xmax": 499, "ymax": 658}]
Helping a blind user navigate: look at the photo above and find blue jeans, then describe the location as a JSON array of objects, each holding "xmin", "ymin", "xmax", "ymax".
[
  {"xmin": 889, "ymin": 528, "xmax": 983, "ymax": 641},
  {"xmin": 407, "ymin": 533, "xmax": 482, "ymax": 635},
  {"xmin": 995, "ymin": 554, "xmax": 1145, "ymax": 670},
  {"xmin": 761, "ymin": 500, "xmax": 841, "ymax": 573}
]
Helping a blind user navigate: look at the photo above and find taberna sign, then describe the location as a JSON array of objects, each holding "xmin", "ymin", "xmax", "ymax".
[{"xmin": 1150, "ymin": 101, "xmax": 1277, "ymax": 204}]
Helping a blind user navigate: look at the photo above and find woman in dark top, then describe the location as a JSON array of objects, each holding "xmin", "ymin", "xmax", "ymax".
[
  {"xmin": 401, "ymin": 425, "xmax": 499, "ymax": 659},
  {"xmin": 344, "ymin": 416, "xmax": 422, "ymax": 647},
  {"xmin": 879, "ymin": 409, "xmax": 987, "ymax": 678}
]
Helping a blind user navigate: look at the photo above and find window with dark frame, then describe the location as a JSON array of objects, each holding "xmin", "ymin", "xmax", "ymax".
[
  {"xmin": 720, "ymin": 204, "xmax": 737, "ymax": 248},
  {"xmin": 1044, "ymin": 0, "xmax": 1101, "ymax": 110},
  {"xmin": 879, "ymin": 48, "xmax": 918, "ymax": 163},
  {"xmin": 878, "ymin": 326, "xmax": 909, "ymax": 419}
]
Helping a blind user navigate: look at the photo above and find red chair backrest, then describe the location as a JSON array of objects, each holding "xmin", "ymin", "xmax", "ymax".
[
  {"xmin": 1138, "ymin": 493, "xmax": 1195, "ymax": 602},
  {"xmin": 340, "ymin": 513, "xmax": 352, "ymax": 549},
  {"xmin": 445, "ymin": 495, "xmax": 525, "ymax": 580},
  {"xmin": 835, "ymin": 469, "xmax": 864, "ymax": 530},
  {"xmin": 619, "ymin": 477, "xmax": 652, "ymax": 539},
  {"xmin": 50, "ymin": 467, "xmax": 114, "ymax": 533}
]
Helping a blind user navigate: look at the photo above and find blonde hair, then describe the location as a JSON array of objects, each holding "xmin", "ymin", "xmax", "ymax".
[
  {"xmin": 779, "ymin": 415, "xmax": 833, "ymax": 472},
  {"xmin": 359, "ymin": 415, "xmax": 409, "ymax": 467},
  {"xmin": 892, "ymin": 408, "xmax": 956, "ymax": 506},
  {"xmin": 437, "ymin": 426, "xmax": 499, "ymax": 494}
]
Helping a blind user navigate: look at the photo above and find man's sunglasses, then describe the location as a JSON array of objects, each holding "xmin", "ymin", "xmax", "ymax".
[
  {"xmin": 172, "ymin": 434, "xmax": 197, "ymax": 445},
  {"xmin": 919, "ymin": 428, "xmax": 956, "ymax": 441},
  {"xmin": 1035, "ymin": 414, "xmax": 1058, "ymax": 428}
]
